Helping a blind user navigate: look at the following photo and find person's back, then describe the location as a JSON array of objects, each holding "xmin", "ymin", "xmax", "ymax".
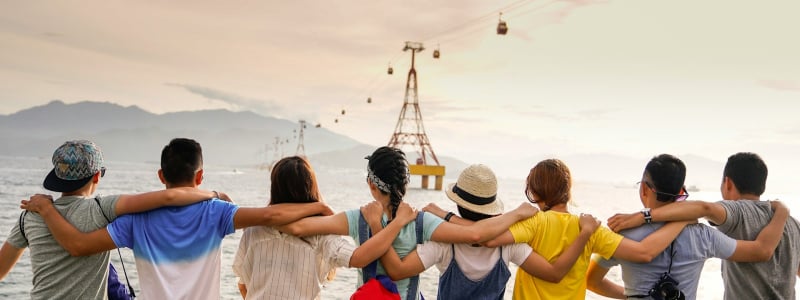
[
  {"xmin": 9, "ymin": 195, "xmax": 120, "ymax": 300},
  {"xmin": 715, "ymin": 200, "xmax": 800, "ymax": 300},
  {"xmin": 596, "ymin": 222, "xmax": 736, "ymax": 299},
  {"xmin": 234, "ymin": 226, "xmax": 351, "ymax": 299},
  {"xmin": 510, "ymin": 210, "xmax": 621, "ymax": 300},
  {"xmin": 107, "ymin": 199, "xmax": 236, "ymax": 299}
]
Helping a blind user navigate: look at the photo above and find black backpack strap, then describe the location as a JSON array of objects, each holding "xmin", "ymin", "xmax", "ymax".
[
  {"xmin": 18, "ymin": 211, "xmax": 28, "ymax": 242},
  {"xmin": 406, "ymin": 212, "xmax": 426, "ymax": 300},
  {"xmin": 94, "ymin": 197, "xmax": 136, "ymax": 299}
]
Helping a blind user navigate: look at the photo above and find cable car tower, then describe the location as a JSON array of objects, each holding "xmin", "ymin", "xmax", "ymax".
[
  {"xmin": 388, "ymin": 41, "xmax": 445, "ymax": 190},
  {"xmin": 296, "ymin": 120, "xmax": 307, "ymax": 157}
]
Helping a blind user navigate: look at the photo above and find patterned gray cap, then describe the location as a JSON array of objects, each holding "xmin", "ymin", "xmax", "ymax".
[{"xmin": 43, "ymin": 140, "xmax": 104, "ymax": 192}]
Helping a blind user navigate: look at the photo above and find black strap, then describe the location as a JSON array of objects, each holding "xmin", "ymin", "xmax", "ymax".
[
  {"xmin": 94, "ymin": 197, "xmax": 136, "ymax": 299},
  {"xmin": 358, "ymin": 212, "xmax": 425, "ymax": 299},
  {"xmin": 18, "ymin": 211, "xmax": 28, "ymax": 242},
  {"xmin": 628, "ymin": 241, "xmax": 677, "ymax": 299}
]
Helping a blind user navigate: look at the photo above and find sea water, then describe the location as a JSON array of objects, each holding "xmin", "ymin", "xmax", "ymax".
[{"xmin": 0, "ymin": 155, "xmax": 797, "ymax": 299}]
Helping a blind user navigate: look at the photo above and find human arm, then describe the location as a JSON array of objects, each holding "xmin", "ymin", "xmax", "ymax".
[
  {"xmin": 20, "ymin": 196, "xmax": 117, "ymax": 256},
  {"xmin": 113, "ymin": 187, "xmax": 222, "ymax": 215},
  {"xmin": 234, "ymin": 202, "xmax": 334, "ymax": 229},
  {"xmin": 725, "ymin": 201, "xmax": 788, "ymax": 262},
  {"xmin": 0, "ymin": 242, "xmax": 25, "ymax": 281},
  {"xmin": 422, "ymin": 202, "xmax": 474, "ymax": 226},
  {"xmin": 348, "ymin": 202, "xmax": 417, "ymax": 268},
  {"xmin": 519, "ymin": 213, "xmax": 600, "ymax": 282},
  {"xmin": 277, "ymin": 210, "xmax": 349, "ymax": 237},
  {"xmin": 238, "ymin": 283, "xmax": 247, "ymax": 299},
  {"xmin": 585, "ymin": 260, "xmax": 625, "ymax": 299},
  {"xmin": 430, "ymin": 203, "xmax": 537, "ymax": 244},
  {"xmin": 611, "ymin": 220, "xmax": 692, "ymax": 263},
  {"xmin": 608, "ymin": 201, "xmax": 726, "ymax": 232}
]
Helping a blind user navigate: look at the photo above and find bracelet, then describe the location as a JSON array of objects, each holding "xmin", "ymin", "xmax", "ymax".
[
  {"xmin": 444, "ymin": 212, "xmax": 455, "ymax": 222},
  {"xmin": 212, "ymin": 190, "xmax": 220, "ymax": 199}
]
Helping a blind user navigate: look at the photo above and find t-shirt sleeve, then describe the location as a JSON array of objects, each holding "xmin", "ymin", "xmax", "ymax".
[
  {"xmin": 322, "ymin": 235, "xmax": 356, "ymax": 268},
  {"xmin": 713, "ymin": 200, "xmax": 740, "ymax": 233},
  {"xmin": 508, "ymin": 243, "xmax": 534, "ymax": 266},
  {"xmin": 211, "ymin": 200, "xmax": 239, "ymax": 236},
  {"xmin": 232, "ymin": 230, "xmax": 250, "ymax": 279},
  {"xmin": 594, "ymin": 253, "xmax": 619, "ymax": 269},
  {"xmin": 107, "ymin": 214, "xmax": 135, "ymax": 248},
  {"xmin": 509, "ymin": 216, "xmax": 538, "ymax": 243},
  {"xmin": 6, "ymin": 212, "xmax": 28, "ymax": 248},
  {"xmin": 416, "ymin": 241, "xmax": 448, "ymax": 270},
  {"xmin": 97, "ymin": 194, "xmax": 121, "ymax": 221},
  {"xmin": 705, "ymin": 226, "xmax": 737, "ymax": 259},
  {"xmin": 345, "ymin": 209, "xmax": 361, "ymax": 241},
  {"xmin": 591, "ymin": 227, "xmax": 625, "ymax": 260},
  {"xmin": 421, "ymin": 212, "xmax": 444, "ymax": 241}
]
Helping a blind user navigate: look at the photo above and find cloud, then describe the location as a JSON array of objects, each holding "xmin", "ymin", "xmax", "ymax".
[
  {"xmin": 757, "ymin": 79, "xmax": 800, "ymax": 92},
  {"xmin": 165, "ymin": 83, "xmax": 285, "ymax": 116}
]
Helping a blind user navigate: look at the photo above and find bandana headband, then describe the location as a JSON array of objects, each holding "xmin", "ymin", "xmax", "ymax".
[{"xmin": 367, "ymin": 167, "xmax": 392, "ymax": 193}]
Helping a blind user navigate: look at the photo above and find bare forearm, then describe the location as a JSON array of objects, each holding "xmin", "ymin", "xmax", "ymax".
[
  {"xmin": 0, "ymin": 242, "xmax": 24, "ymax": 280},
  {"xmin": 115, "ymin": 188, "xmax": 215, "ymax": 215},
  {"xmin": 653, "ymin": 201, "xmax": 725, "ymax": 224},
  {"xmin": 350, "ymin": 220, "xmax": 404, "ymax": 267},
  {"xmin": 238, "ymin": 283, "xmax": 247, "ymax": 299},
  {"xmin": 263, "ymin": 203, "xmax": 327, "ymax": 226},
  {"xmin": 472, "ymin": 212, "xmax": 525, "ymax": 243},
  {"xmin": 37, "ymin": 205, "xmax": 89, "ymax": 254},
  {"xmin": 591, "ymin": 279, "xmax": 625, "ymax": 299},
  {"xmin": 552, "ymin": 230, "xmax": 592, "ymax": 279}
]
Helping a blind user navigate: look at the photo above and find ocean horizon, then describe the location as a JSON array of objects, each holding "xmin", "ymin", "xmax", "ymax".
[{"xmin": 1, "ymin": 155, "xmax": 797, "ymax": 299}]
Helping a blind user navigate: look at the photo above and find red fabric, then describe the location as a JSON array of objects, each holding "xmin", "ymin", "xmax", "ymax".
[{"xmin": 350, "ymin": 276, "xmax": 401, "ymax": 300}]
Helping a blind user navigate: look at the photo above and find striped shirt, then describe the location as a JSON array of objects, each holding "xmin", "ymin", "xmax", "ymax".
[{"xmin": 233, "ymin": 226, "xmax": 355, "ymax": 300}]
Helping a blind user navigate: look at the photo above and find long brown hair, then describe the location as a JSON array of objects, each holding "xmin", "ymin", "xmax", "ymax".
[
  {"xmin": 527, "ymin": 159, "xmax": 572, "ymax": 211},
  {"xmin": 269, "ymin": 156, "xmax": 322, "ymax": 205}
]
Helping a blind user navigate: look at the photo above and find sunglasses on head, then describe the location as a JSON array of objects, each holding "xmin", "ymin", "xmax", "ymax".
[
  {"xmin": 100, "ymin": 167, "xmax": 106, "ymax": 178},
  {"xmin": 639, "ymin": 180, "xmax": 689, "ymax": 201}
]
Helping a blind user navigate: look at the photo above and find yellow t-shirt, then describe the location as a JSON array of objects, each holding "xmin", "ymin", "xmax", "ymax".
[{"xmin": 508, "ymin": 210, "xmax": 623, "ymax": 300}]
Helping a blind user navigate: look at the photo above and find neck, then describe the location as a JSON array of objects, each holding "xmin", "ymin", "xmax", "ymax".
[
  {"xmin": 548, "ymin": 203, "xmax": 568, "ymax": 213},
  {"xmin": 165, "ymin": 182, "xmax": 195, "ymax": 189},
  {"xmin": 738, "ymin": 194, "xmax": 760, "ymax": 201}
]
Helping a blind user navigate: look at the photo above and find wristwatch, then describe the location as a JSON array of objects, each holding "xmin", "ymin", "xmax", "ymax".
[{"xmin": 641, "ymin": 208, "xmax": 652, "ymax": 224}]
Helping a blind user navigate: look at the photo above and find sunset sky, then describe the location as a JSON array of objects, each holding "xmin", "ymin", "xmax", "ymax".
[{"xmin": 1, "ymin": 0, "xmax": 798, "ymax": 191}]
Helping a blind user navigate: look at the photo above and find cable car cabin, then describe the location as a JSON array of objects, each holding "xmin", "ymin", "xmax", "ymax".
[
  {"xmin": 315, "ymin": 123, "xmax": 321, "ymax": 128},
  {"xmin": 367, "ymin": 97, "xmax": 372, "ymax": 103},
  {"xmin": 433, "ymin": 49, "xmax": 440, "ymax": 59},
  {"xmin": 387, "ymin": 66, "xmax": 393, "ymax": 75},
  {"xmin": 335, "ymin": 118, "xmax": 339, "ymax": 123},
  {"xmin": 497, "ymin": 21, "xmax": 508, "ymax": 35},
  {"xmin": 341, "ymin": 109, "xmax": 346, "ymax": 115}
]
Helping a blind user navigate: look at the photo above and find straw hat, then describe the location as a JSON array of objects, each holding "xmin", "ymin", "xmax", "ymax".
[{"xmin": 445, "ymin": 164, "xmax": 504, "ymax": 215}]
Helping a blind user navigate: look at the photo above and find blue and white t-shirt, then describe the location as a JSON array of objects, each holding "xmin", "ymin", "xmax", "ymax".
[{"xmin": 107, "ymin": 199, "xmax": 238, "ymax": 300}]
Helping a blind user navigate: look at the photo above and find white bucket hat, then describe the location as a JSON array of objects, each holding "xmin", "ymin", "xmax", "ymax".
[{"xmin": 445, "ymin": 164, "xmax": 504, "ymax": 215}]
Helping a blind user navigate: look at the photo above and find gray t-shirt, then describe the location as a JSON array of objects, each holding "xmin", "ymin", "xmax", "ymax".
[
  {"xmin": 6, "ymin": 194, "xmax": 120, "ymax": 300},
  {"xmin": 715, "ymin": 200, "xmax": 800, "ymax": 300},
  {"xmin": 596, "ymin": 222, "xmax": 737, "ymax": 300}
]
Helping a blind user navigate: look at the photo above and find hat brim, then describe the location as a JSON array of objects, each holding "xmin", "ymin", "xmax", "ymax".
[
  {"xmin": 445, "ymin": 183, "xmax": 504, "ymax": 216},
  {"xmin": 43, "ymin": 168, "xmax": 93, "ymax": 192}
]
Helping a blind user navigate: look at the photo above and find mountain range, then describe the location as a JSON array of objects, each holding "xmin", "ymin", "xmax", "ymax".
[{"xmin": 1, "ymin": 101, "xmax": 732, "ymax": 190}]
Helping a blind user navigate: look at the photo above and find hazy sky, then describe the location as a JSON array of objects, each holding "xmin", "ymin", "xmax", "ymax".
[{"xmin": 2, "ymin": 0, "xmax": 798, "ymax": 190}]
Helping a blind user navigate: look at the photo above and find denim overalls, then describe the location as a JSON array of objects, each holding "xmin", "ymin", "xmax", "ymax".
[{"xmin": 437, "ymin": 245, "xmax": 511, "ymax": 300}]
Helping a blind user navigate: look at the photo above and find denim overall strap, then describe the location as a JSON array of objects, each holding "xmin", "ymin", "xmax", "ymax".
[
  {"xmin": 436, "ymin": 245, "xmax": 511, "ymax": 300},
  {"xmin": 405, "ymin": 213, "xmax": 425, "ymax": 300},
  {"xmin": 358, "ymin": 212, "xmax": 377, "ymax": 283}
]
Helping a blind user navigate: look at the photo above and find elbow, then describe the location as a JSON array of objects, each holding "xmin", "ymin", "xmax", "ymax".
[
  {"xmin": 65, "ymin": 244, "xmax": 91, "ymax": 257},
  {"xmin": 539, "ymin": 273, "xmax": 562, "ymax": 283},
  {"xmin": 280, "ymin": 223, "xmax": 308, "ymax": 237},
  {"xmin": 631, "ymin": 252, "xmax": 657, "ymax": 263},
  {"xmin": 754, "ymin": 249, "xmax": 773, "ymax": 262},
  {"xmin": 467, "ymin": 232, "xmax": 483, "ymax": 244}
]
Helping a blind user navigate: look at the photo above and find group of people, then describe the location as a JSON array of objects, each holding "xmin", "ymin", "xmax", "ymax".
[{"xmin": 0, "ymin": 138, "xmax": 797, "ymax": 300}]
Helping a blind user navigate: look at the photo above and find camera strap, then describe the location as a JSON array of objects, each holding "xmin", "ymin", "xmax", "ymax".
[{"xmin": 628, "ymin": 241, "xmax": 677, "ymax": 299}]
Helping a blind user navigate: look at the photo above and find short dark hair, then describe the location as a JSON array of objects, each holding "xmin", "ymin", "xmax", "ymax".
[
  {"xmin": 160, "ymin": 138, "xmax": 203, "ymax": 185},
  {"xmin": 269, "ymin": 156, "xmax": 321, "ymax": 205},
  {"xmin": 644, "ymin": 154, "xmax": 686, "ymax": 202},
  {"xmin": 457, "ymin": 206, "xmax": 494, "ymax": 222},
  {"xmin": 723, "ymin": 152, "xmax": 767, "ymax": 196}
]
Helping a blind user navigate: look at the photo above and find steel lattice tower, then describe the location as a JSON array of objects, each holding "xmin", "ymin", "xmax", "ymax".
[
  {"xmin": 388, "ymin": 41, "xmax": 440, "ymax": 165},
  {"xmin": 296, "ymin": 120, "xmax": 306, "ymax": 157}
]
